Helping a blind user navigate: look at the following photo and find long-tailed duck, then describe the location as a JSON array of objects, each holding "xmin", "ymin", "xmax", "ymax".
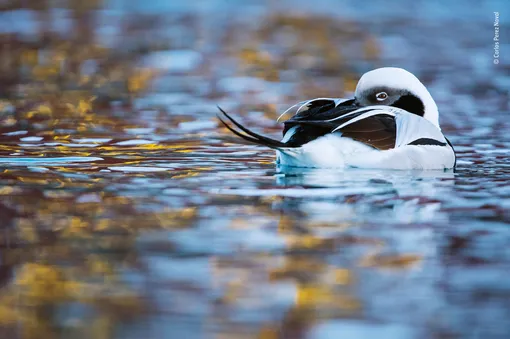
[{"xmin": 218, "ymin": 67, "xmax": 455, "ymax": 170}]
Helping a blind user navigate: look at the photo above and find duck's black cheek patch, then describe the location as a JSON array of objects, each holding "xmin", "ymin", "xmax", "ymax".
[{"xmin": 392, "ymin": 94, "xmax": 425, "ymax": 117}]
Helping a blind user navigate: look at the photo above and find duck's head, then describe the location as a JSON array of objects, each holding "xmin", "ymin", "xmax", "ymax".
[{"xmin": 354, "ymin": 67, "xmax": 439, "ymax": 128}]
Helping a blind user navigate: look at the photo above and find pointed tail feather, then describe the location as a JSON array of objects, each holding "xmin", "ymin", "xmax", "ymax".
[{"xmin": 217, "ymin": 106, "xmax": 288, "ymax": 149}]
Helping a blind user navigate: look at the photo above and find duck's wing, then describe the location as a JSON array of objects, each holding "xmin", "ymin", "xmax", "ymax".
[
  {"xmin": 277, "ymin": 97, "xmax": 354, "ymax": 124},
  {"xmin": 217, "ymin": 105, "xmax": 449, "ymax": 152},
  {"xmin": 277, "ymin": 98, "xmax": 359, "ymax": 145},
  {"xmin": 330, "ymin": 106, "xmax": 449, "ymax": 150},
  {"xmin": 281, "ymin": 107, "xmax": 394, "ymax": 149},
  {"xmin": 280, "ymin": 99, "xmax": 396, "ymax": 148},
  {"xmin": 282, "ymin": 104, "xmax": 450, "ymax": 150}
]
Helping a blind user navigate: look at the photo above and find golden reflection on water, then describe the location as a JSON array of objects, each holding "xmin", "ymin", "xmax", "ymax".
[{"xmin": 0, "ymin": 1, "xmax": 460, "ymax": 338}]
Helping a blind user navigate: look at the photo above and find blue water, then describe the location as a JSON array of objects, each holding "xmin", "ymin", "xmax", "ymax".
[{"xmin": 0, "ymin": 1, "xmax": 509, "ymax": 338}]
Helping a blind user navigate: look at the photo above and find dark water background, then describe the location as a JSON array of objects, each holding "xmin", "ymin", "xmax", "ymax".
[{"xmin": 0, "ymin": 0, "xmax": 509, "ymax": 338}]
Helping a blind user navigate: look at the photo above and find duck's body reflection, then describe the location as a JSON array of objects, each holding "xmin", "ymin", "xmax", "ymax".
[
  {"xmin": 275, "ymin": 164, "xmax": 454, "ymax": 189},
  {"xmin": 268, "ymin": 165, "xmax": 455, "ymax": 225}
]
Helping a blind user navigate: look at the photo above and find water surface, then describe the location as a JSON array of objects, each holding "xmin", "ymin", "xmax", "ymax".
[{"xmin": 0, "ymin": 1, "xmax": 509, "ymax": 338}]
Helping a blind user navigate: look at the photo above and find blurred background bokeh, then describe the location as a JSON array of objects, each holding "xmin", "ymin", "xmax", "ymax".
[{"xmin": 0, "ymin": 0, "xmax": 509, "ymax": 338}]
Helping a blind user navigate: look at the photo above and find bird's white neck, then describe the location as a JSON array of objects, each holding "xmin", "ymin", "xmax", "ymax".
[{"xmin": 411, "ymin": 84, "xmax": 440, "ymax": 129}]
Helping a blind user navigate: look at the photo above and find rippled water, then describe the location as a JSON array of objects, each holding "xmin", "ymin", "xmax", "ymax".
[{"xmin": 1, "ymin": 1, "xmax": 509, "ymax": 338}]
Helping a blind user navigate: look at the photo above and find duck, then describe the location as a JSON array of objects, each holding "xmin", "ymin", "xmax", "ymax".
[{"xmin": 217, "ymin": 67, "xmax": 456, "ymax": 170}]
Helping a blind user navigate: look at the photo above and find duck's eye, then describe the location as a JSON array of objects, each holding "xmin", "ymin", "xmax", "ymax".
[{"xmin": 376, "ymin": 92, "xmax": 388, "ymax": 101}]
